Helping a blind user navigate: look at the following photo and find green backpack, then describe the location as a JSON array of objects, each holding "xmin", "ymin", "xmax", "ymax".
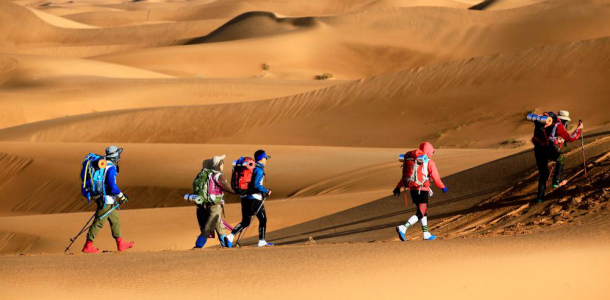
[{"xmin": 192, "ymin": 169, "xmax": 214, "ymax": 204}]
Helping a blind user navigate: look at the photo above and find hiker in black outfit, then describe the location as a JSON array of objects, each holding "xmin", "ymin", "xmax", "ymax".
[{"xmin": 226, "ymin": 150, "xmax": 273, "ymax": 247}]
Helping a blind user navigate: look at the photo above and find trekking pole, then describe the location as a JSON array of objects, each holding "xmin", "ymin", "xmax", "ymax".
[
  {"xmin": 99, "ymin": 203, "xmax": 121, "ymax": 220},
  {"xmin": 64, "ymin": 211, "xmax": 96, "ymax": 253},
  {"xmin": 222, "ymin": 219, "xmax": 234, "ymax": 231},
  {"xmin": 235, "ymin": 197, "xmax": 267, "ymax": 247},
  {"xmin": 579, "ymin": 120, "xmax": 588, "ymax": 179}
]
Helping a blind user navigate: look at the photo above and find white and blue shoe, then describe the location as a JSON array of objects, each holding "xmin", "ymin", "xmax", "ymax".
[
  {"xmin": 258, "ymin": 240, "xmax": 273, "ymax": 247},
  {"xmin": 224, "ymin": 236, "xmax": 232, "ymax": 248},
  {"xmin": 423, "ymin": 232, "xmax": 437, "ymax": 240},
  {"xmin": 396, "ymin": 225, "xmax": 407, "ymax": 241}
]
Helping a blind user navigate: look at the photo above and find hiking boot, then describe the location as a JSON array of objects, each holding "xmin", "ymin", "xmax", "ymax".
[
  {"xmin": 258, "ymin": 240, "xmax": 273, "ymax": 247},
  {"xmin": 226, "ymin": 234, "xmax": 234, "ymax": 244},
  {"xmin": 423, "ymin": 232, "xmax": 437, "ymax": 240},
  {"xmin": 396, "ymin": 225, "xmax": 407, "ymax": 242},
  {"xmin": 194, "ymin": 235, "xmax": 207, "ymax": 249},
  {"xmin": 82, "ymin": 240, "xmax": 99, "ymax": 253},
  {"xmin": 116, "ymin": 237, "xmax": 134, "ymax": 252}
]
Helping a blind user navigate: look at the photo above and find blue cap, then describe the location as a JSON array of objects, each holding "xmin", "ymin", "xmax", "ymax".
[{"xmin": 255, "ymin": 150, "xmax": 271, "ymax": 162}]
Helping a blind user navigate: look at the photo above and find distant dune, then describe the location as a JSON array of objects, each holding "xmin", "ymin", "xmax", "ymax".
[{"xmin": 3, "ymin": 37, "xmax": 608, "ymax": 148}]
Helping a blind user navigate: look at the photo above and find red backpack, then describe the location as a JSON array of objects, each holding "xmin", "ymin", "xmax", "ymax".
[
  {"xmin": 400, "ymin": 149, "xmax": 430, "ymax": 189},
  {"xmin": 231, "ymin": 157, "xmax": 256, "ymax": 196}
]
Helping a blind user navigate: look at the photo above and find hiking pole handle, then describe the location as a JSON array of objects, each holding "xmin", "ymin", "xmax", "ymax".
[{"xmin": 99, "ymin": 203, "xmax": 121, "ymax": 220}]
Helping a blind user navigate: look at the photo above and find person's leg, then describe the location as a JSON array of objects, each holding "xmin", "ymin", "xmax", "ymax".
[
  {"xmin": 107, "ymin": 209, "xmax": 122, "ymax": 239},
  {"xmin": 396, "ymin": 190, "xmax": 424, "ymax": 241},
  {"xmin": 207, "ymin": 205, "xmax": 228, "ymax": 247},
  {"xmin": 255, "ymin": 202, "xmax": 268, "ymax": 243},
  {"xmin": 228, "ymin": 198, "xmax": 254, "ymax": 242},
  {"xmin": 83, "ymin": 203, "xmax": 106, "ymax": 253},
  {"xmin": 107, "ymin": 207, "xmax": 133, "ymax": 251},
  {"xmin": 417, "ymin": 193, "xmax": 435, "ymax": 240},
  {"xmin": 194, "ymin": 204, "xmax": 209, "ymax": 248},
  {"xmin": 534, "ymin": 146, "xmax": 550, "ymax": 201},
  {"xmin": 549, "ymin": 146, "xmax": 566, "ymax": 186},
  {"xmin": 86, "ymin": 204, "xmax": 108, "ymax": 241}
]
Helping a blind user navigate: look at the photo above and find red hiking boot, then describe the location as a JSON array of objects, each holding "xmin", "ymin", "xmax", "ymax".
[
  {"xmin": 116, "ymin": 237, "xmax": 134, "ymax": 252},
  {"xmin": 82, "ymin": 240, "xmax": 99, "ymax": 253}
]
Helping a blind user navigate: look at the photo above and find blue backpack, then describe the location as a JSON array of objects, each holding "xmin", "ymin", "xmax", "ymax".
[{"xmin": 80, "ymin": 153, "xmax": 108, "ymax": 202}]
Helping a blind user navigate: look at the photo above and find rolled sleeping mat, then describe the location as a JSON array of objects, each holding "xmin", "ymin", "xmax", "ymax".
[
  {"xmin": 184, "ymin": 194, "xmax": 204, "ymax": 204},
  {"xmin": 97, "ymin": 159, "xmax": 107, "ymax": 169},
  {"xmin": 399, "ymin": 154, "xmax": 405, "ymax": 162},
  {"xmin": 526, "ymin": 113, "xmax": 553, "ymax": 125}
]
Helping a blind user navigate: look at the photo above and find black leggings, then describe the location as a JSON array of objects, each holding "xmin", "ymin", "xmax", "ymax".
[
  {"xmin": 231, "ymin": 198, "xmax": 267, "ymax": 240},
  {"xmin": 534, "ymin": 145, "xmax": 565, "ymax": 200},
  {"xmin": 410, "ymin": 190, "xmax": 429, "ymax": 219}
]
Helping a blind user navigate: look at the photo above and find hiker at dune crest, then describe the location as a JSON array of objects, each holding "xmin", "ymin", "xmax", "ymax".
[
  {"xmin": 185, "ymin": 155, "xmax": 235, "ymax": 249},
  {"xmin": 227, "ymin": 149, "xmax": 273, "ymax": 247},
  {"xmin": 82, "ymin": 146, "xmax": 134, "ymax": 253},
  {"xmin": 393, "ymin": 142, "xmax": 447, "ymax": 241},
  {"xmin": 531, "ymin": 110, "xmax": 583, "ymax": 203}
]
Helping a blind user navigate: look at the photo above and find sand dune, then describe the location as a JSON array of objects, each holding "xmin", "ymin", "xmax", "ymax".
[
  {"xmin": 96, "ymin": 0, "xmax": 610, "ymax": 79},
  {"xmin": 0, "ymin": 141, "xmax": 519, "ymax": 216},
  {"xmin": 0, "ymin": 76, "xmax": 339, "ymax": 129},
  {"xmin": 25, "ymin": 6, "xmax": 98, "ymax": 28},
  {"xmin": 0, "ymin": 141, "xmax": 608, "ymax": 299},
  {"xmin": 60, "ymin": 0, "xmax": 476, "ymax": 27},
  {"xmin": 0, "ymin": 1, "xmax": 225, "ymax": 57},
  {"xmin": 260, "ymin": 132, "xmax": 610, "ymax": 246},
  {"xmin": 4, "ymin": 36, "xmax": 608, "ymax": 148},
  {"xmin": 2, "ymin": 0, "xmax": 610, "ymax": 299}
]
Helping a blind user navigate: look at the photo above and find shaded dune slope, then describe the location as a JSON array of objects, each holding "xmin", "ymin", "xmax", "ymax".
[
  {"xmin": 187, "ymin": 11, "xmax": 318, "ymax": 44},
  {"xmin": 254, "ymin": 132, "xmax": 610, "ymax": 247},
  {"xmin": 2, "ymin": 37, "xmax": 609, "ymax": 148}
]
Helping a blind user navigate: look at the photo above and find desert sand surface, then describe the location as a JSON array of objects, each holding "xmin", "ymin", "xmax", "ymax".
[{"xmin": 1, "ymin": 0, "xmax": 609, "ymax": 299}]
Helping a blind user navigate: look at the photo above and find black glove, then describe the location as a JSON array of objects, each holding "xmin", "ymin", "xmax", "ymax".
[
  {"xmin": 393, "ymin": 187, "xmax": 401, "ymax": 196},
  {"xmin": 118, "ymin": 194, "xmax": 129, "ymax": 204}
]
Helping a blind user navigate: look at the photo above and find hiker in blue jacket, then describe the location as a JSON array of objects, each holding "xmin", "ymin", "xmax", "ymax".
[
  {"xmin": 82, "ymin": 146, "xmax": 135, "ymax": 253},
  {"xmin": 226, "ymin": 149, "xmax": 273, "ymax": 247}
]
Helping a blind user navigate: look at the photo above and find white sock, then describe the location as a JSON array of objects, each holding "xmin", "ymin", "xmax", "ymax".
[
  {"xmin": 405, "ymin": 215, "xmax": 419, "ymax": 228},
  {"xmin": 227, "ymin": 234, "xmax": 234, "ymax": 243},
  {"xmin": 421, "ymin": 216, "xmax": 432, "ymax": 238},
  {"xmin": 421, "ymin": 216, "xmax": 428, "ymax": 228}
]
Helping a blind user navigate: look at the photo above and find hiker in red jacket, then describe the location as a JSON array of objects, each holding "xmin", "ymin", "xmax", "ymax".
[
  {"xmin": 531, "ymin": 110, "xmax": 583, "ymax": 203},
  {"xmin": 393, "ymin": 142, "xmax": 447, "ymax": 241}
]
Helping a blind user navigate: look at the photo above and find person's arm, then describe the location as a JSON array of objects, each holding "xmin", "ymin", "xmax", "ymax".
[
  {"xmin": 251, "ymin": 168, "xmax": 269, "ymax": 194},
  {"xmin": 105, "ymin": 166, "xmax": 123, "ymax": 196},
  {"xmin": 217, "ymin": 174, "xmax": 236, "ymax": 194},
  {"xmin": 556, "ymin": 123, "xmax": 582, "ymax": 143},
  {"xmin": 428, "ymin": 160, "xmax": 446, "ymax": 190}
]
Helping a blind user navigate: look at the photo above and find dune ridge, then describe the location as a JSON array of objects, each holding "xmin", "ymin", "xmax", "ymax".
[
  {"xmin": 2, "ymin": 36, "xmax": 608, "ymax": 148},
  {"xmin": 0, "ymin": 1, "xmax": 224, "ymax": 57},
  {"xmin": 96, "ymin": 0, "xmax": 610, "ymax": 79}
]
